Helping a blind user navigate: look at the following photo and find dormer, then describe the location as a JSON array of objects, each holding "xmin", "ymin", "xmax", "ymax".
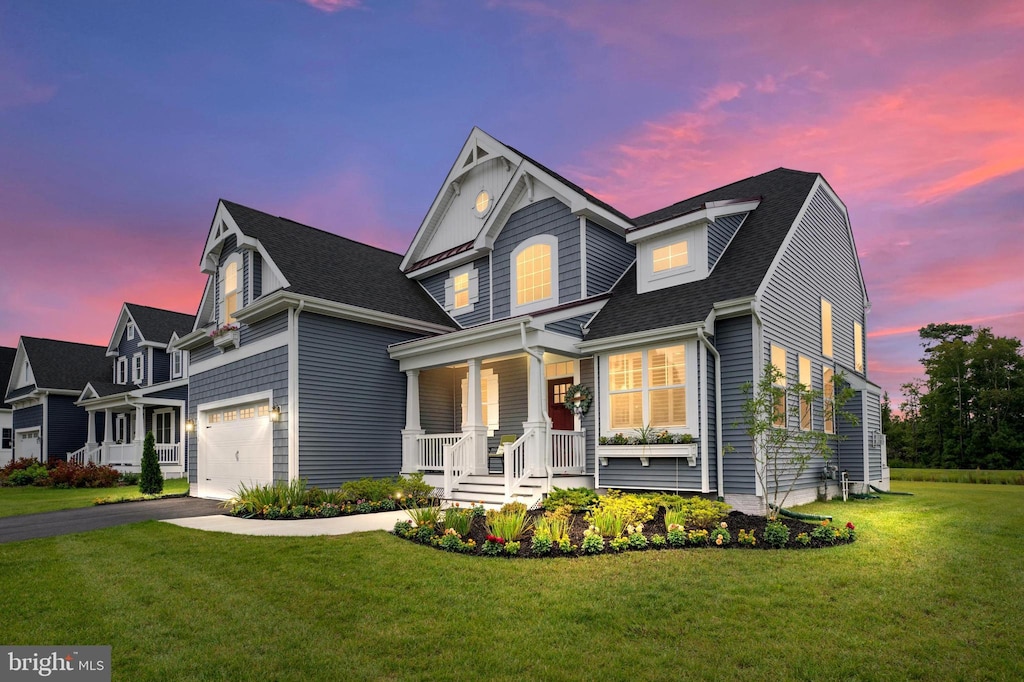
[{"xmin": 627, "ymin": 198, "xmax": 760, "ymax": 294}]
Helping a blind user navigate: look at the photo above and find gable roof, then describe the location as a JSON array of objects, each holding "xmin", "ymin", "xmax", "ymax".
[
  {"xmin": 0, "ymin": 347, "xmax": 16, "ymax": 406},
  {"xmin": 585, "ymin": 168, "xmax": 821, "ymax": 340},
  {"xmin": 219, "ymin": 201, "xmax": 455, "ymax": 327},
  {"xmin": 16, "ymin": 337, "xmax": 110, "ymax": 393},
  {"xmin": 124, "ymin": 303, "xmax": 194, "ymax": 345}
]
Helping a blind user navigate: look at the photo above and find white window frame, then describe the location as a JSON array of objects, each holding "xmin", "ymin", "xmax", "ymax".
[
  {"xmin": 221, "ymin": 253, "xmax": 243, "ymax": 325},
  {"xmin": 461, "ymin": 368, "xmax": 499, "ymax": 437},
  {"xmin": 510, "ymin": 235, "xmax": 558, "ymax": 316},
  {"xmin": 599, "ymin": 341, "xmax": 698, "ymax": 437},
  {"xmin": 153, "ymin": 409, "xmax": 175, "ymax": 445},
  {"xmin": 171, "ymin": 350, "xmax": 183, "ymax": 379},
  {"xmin": 636, "ymin": 225, "xmax": 708, "ymax": 294},
  {"xmin": 854, "ymin": 321, "xmax": 864, "ymax": 373},
  {"xmin": 126, "ymin": 321, "xmax": 136, "ymax": 341},
  {"xmin": 444, "ymin": 263, "xmax": 480, "ymax": 315},
  {"xmin": 131, "ymin": 353, "xmax": 144, "ymax": 385},
  {"xmin": 116, "ymin": 357, "xmax": 128, "ymax": 385},
  {"xmin": 1, "ymin": 428, "xmax": 12, "ymax": 451}
]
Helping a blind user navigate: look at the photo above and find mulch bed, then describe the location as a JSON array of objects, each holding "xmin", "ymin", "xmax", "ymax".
[{"xmin": 401, "ymin": 508, "xmax": 854, "ymax": 557}]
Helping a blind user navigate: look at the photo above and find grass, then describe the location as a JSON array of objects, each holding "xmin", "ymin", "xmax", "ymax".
[
  {"xmin": 1, "ymin": 481, "xmax": 1022, "ymax": 680},
  {"xmin": 890, "ymin": 467, "xmax": 1024, "ymax": 485},
  {"xmin": 0, "ymin": 477, "xmax": 189, "ymax": 518}
]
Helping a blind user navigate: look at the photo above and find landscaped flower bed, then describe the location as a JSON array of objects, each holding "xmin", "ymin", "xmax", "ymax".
[
  {"xmin": 223, "ymin": 474, "xmax": 437, "ymax": 519},
  {"xmin": 392, "ymin": 488, "xmax": 856, "ymax": 557}
]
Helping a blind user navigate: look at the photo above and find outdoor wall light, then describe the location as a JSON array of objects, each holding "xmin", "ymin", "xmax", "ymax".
[
  {"xmin": 270, "ymin": 405, "xmax": 281, "ymax": 422},
  {"xmin": 185, "ymin": 419, "xmax": 196, "ymax": 433}
]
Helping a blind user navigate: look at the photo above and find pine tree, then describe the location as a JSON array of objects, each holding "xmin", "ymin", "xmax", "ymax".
[{"xmin": 139, "ymin": 431, "xmax": 164, "ymax": 495}]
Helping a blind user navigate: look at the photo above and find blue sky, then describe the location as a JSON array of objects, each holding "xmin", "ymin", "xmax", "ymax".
[{"xmin": 2, "ymin": 0, "xmax": 1023, "ymax": 405}]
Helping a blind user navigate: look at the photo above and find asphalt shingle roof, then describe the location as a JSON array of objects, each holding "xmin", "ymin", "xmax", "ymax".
[
  {"xmin": 125, "ymin": 303, "xmax": 194, "ymax": 343},
  {"xmin": 220, "ymin": 201, "xmax": 455, "ymax": 328},
  {"xmin": 14, "ymin": 338, "xmax": 110, "ymax": 394},
  {"xmin": 585, "ymin": 168, "xmax": 820, "ymax": 340},
  {"xmin": 0, "ymin": 347, "xmax": 16, "ymax": 398},
  {"xmin": 84, "ymin": 380, "xmax": 129, "ymax": 398}
]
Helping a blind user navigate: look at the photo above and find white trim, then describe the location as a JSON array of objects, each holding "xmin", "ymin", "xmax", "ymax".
[
  {"xmin": 635, "ymin": 227, "xmax": 708, "ymax": 294},
  {"xmin": 41, "ymin": 393, "xmax": 49, "ymax": 462},
  {"xmin": 445, "ymin": 262, "xmax": 479, "ymax": 315},
  {"xmin": 196, "ymin": 389, "xmax": 275, "ymax": 498},
  {"xmin": 14, "ymin": 426, "xmax": 42, "ymax": 461},
  {"xmin": 221, "ymin": 252, "xmax": 243, "ymax": 325},
  {"xmin": 510, "ymin": 234, "xmax": 559, "ymax": 316},
  {"xmin": 699, "ymin": 339, "xmax": 709, "ymax": 492},
  {"xmin": 625, "ymin": 199, "xmax": 761, "ymax": 243},
  {"xmin": 116, "ymin": 357, "xmax": 128, "ymax": 385},
  {"xmin": 579, "ymin": 216, "xmax": 588, "ymax": 298},
  {"xmin": 188, "ymin": 331, "xmax": 289, "ymax": 376},
  {"xmin": 577, "ymin": 321, "xmax": 702, "ymax": 354},
  {"xmin": 131, "ymin": 352, "xmax": 144, "ymax": 385},
  {"xmin": 147, "ymin": 347, "xmax": 154, "ymax": 386},
  {"xmin": 126, "ymin": 321, "xmax": 136, "ymax": 341},
  {"xmin": 288, "ymin": 306, "xmax": 300, "ymax": 481},
  {"xmin": 153, "ymin": 407, "xmax": 176, "ymax": 445}
]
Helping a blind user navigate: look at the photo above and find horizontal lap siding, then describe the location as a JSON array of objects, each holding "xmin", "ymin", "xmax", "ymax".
[
  {"xmin": 492, "ymin": 198, "xmax": 581, "ymax": 320},
  {"xmin": 190, "ymin": 342, "xmax": 218, "ymax": 364},
  {"xmin": 118, "ymin": 328, "xmax": 145, "ymax": 386},
  {"xmin": 241, "ymin": 311, "xmax": 288, "ymax": 345},
  {"xmin": 252, "ymin": 252, "xmax": 263, "ymax": 299},
  {"xmin": 419, "ymin": 256, "xmax": 491, "ymax": 327},
  {"xmin": 838, "ymin": 392, "xmax": 864, "ymax": 481},
  {"xmin": 599, "ymin": 455, "xmax": 703, "ymax": 492},
  {"xmin": 152, "ymin": 351, "xmax": 170, "ymax": 384},
  {"xmin": 453, "ymin": 357, "xmax": 529, "ymax": 454},
  {"xmin": 149, "ymin": 385, "xmax": 188, "ymax": 401},
  {"xmin": 188, "ymin": 346, "xmax": 289, "ymax": 484},
  {"xmin": 866, "ymin": 388, "xmax": 882, "ymax": 479},
  {"xmin": 46, "ymin": 395, "xmax": 88, "ymax": 461},
  {"xmin": 420, "ymin": 368, "xmax": 457, "ymax": 434},
  {"xmin": 586, "ymin": 221, "xmax": 635, "ymax": 295},
  {"xmin": 7, "ymin": 385, "xmax": 36, "ymax": 401},
  {"xmin": 13, "ymin": 403, "xmax": 43, "ymax": 431},
  {"xmin": 719, "ymin": 316, "xmax": 756, "ymax": 494},
  {"xmin": 708, "ymin": 213, "xmax": 745, "ymax": 270},
  {"xmin": 580, "ymin": 358, "xmax": 596, "ymax": 474},
  {"xmin": 297, "ymin": 313, "xmax": 419, "ymax": 487}
]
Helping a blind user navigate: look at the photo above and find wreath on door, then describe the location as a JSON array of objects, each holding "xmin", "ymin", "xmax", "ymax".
[{"xmin": 563, "ymin": 384, "xmax": 593, "ymax": 417}]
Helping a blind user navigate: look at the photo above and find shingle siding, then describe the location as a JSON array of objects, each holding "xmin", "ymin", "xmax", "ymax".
[
  {"xmin": 46, "ymin": 395, "xmax": 88, "ymax": 461},
  {"xmin": 240, "ymin": 311, "xmax": 288, "ymax": 346},
  {"xmin": 598, "ymin": 455, "xmax": 704, "ymax": 492},
  {"xmin": 708, "ymin": 213, "xmax": 746, "ymax": 270},
  {"xmin": 580, "ymin": 358, "xmax": 596, "ymax": 475},
  {"xmin": 838, "ymin": 391, "xmax": 865, "ymax": 481},
  {"xmin": 719, "ymin": 315, "xmax": 757, "ymax": 495},
  {"xmin": 866, "ymin": 388, "xmax": 882, "ymax": 480},
  {"xmin": 492, "ymin": 198, "xmax": 582, "ymax": 319},
  {"xmin": 188, "ymin": 346, "xmax": 289, "ymax": 484},
  {"xmin": 585, "ymin": 221, "xmax": 635, "ymax": 295},
  {"xmin": 296, "ymin": 313, "xmax": 420, "ymax": 487},
  {"xmin": 190, "ymin": 342, "xmax": 218, "ymax": 364}
]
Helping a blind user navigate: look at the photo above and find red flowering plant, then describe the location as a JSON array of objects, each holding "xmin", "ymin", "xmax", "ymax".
[{"xmin": 482, "ymin": 534, "xmax": 506, "ymax": 556}]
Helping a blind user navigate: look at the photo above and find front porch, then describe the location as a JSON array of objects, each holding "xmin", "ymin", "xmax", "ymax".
[{"xmin": 68, "ymin": 440, "xmax": 186, "ymax": 476}]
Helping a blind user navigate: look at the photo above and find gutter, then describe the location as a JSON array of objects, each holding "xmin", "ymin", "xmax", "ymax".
[{"xmin": 697, "ymin": 324, "xmax": 724, "ymax": 499}]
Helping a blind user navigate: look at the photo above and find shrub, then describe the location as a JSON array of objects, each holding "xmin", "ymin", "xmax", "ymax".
[
  {"xmin": 470, "ymin": 504, "xmax": 487, "ymax": 518},
  {"xmin": 48, "ymin": 461, "xmax": 120, "ymax": 488},
  {"xmin": 609, "ymin": 536, "xmax": 630, "ymax": 552},
  {"xmin": 1, "ymin": 457, "xmax": 44, "ymax": 482},
  {"xmin": 531, "ymin": 529, "xmax": 553, "ymax": 555},
  {"xmin": 397, "ymin": 472, "xmax": 436, "ymax": 504},
  {"xmin": 627, "ymin": 528, "xmax": 648, "ymax": 550},
  {"xmin": 709, "ymin": 523, "xmax": 731, "ymax": 546},
  {"xmin": 687, "ymin": 529, "xmax": 709, "ymax": 545},
  {"xmin": 811, "ymin": 520, "xmax": 836, "ymax": 543},
  {"xmin": 581, "ymin": 528, "xmax": 605, "ymax": 554},
  {"xmin": 594, "ymin": 490, "xmax": 657, "ymax": 527},
  {"xmin": 319, "ymin": 503, "xmax": 341, "ymax": 518},
  {"xmin": 139, "ymin": 431, "xmax": 164, "ymax": 495},
  {"xmin": 7, "ymin": 463, "xmax": 49, "ymax": 487},
  {"xmin": 414, "ymin": 524, "xmax": 437, "ymax": 543},
  {"xmin": 119, "ymin": 472, "xmax": 140, "ymax": 485},
  {"xmin": 763, "ymin": 521, "xmax": 790, "ymax": 548},
  {"xmin": 667, "ymin": 525, "xmax": 687, "ymax": 547},
  {"xmin": 795, "ymin": 532, "xmax": 811, "ymax": 546},
  {"xmin": 504, "ymin": 541, "xmax": 521, "ymax": 555},
  {"xmin": 543, "ymin": 487, "xmax": 598, "ymax": 512},
  {"xmin": 393, "ymin": 520, "xmax": 413, "ymax": 536},
  {"xmin": 737, "ymin": 529, "xmax": 757, "ymax": 546},
  {"xmin": 482, "ymin": 535, "xmax": 505, "ymax": 556},
  {"xmin": 650, "ymin": 534, "xmax": 666, "ymax": 548},
  {"xmin": 557, "ymin": 537, "xmax": 573, "ymax": 553},
  {"xmin": 340, "ymin": 477, "xmax": 395, "ymax": 503}
]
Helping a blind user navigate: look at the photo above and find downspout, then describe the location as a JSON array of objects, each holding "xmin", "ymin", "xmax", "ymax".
[
  {"xmin": 697, "ymin": 326, "xmax": 724, "ymax": 500},
  {"xmin": 749, "ymin": 301, "xmax": 765, "ymax": 501},
  {"xmin": 288, "ymin": 300, "xmax": 305, "ymax": 482}
]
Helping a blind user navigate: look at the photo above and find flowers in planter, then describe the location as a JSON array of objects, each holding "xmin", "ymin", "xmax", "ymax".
[{"xmin": 209, "ymin": 324, "xmax": 239, "ymax": 339}]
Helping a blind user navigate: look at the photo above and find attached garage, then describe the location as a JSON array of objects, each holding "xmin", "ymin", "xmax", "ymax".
[
  {"xmin": 196, "ymin": 397, "xmax": 273, "ymax": 500},
  {"xmin": 16, "ymin": 429, "xmax": 41, "ymax": 461}
]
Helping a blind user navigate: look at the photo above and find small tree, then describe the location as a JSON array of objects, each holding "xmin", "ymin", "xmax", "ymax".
[
  {"xmin": 736, "ymin": 364, "xmax": 856, "ymax": 520},
  {"xmin": 139, "ymin": 431, "xmax": 164, "ymax": 495}
]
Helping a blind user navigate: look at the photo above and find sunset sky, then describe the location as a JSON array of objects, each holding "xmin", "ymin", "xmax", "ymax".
[{"xmin": 2, "ymin": 0, "xmax": 1022, "ymax": 407}]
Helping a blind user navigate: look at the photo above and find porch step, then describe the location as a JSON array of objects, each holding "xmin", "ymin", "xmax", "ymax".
[{"xmin": 445, "ymin": 475, "xmax": 544, "ymax": 508}]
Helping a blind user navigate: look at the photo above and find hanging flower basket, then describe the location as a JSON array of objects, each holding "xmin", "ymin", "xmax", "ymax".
[{"xmin": 563, "ymin": 384, "xmax": 593, "ymax": 416}]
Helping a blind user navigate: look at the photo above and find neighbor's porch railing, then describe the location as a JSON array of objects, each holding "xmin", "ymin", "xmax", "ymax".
[{"xmin": 67, "ymin": 444, "xmax": 102, "ymax": 466}]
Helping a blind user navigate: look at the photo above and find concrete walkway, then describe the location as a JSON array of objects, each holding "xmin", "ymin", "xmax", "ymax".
[{"xmin": 163, "ymin": 509, "xmax": 409, "ymax": 536}]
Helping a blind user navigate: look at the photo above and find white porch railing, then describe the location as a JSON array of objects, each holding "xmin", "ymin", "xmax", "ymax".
[
  {"xmin": 550, "ymin": 429, "xmax": 586, "ymax": 474},
  {"xmin": 504, "ymin": 427, "xmax": 542, "ymax": 502},
  {"xmin": 443, "ymin": 432, "xmax": 475, "ymax": 499},
  {"xmin": 67, "ymin": 444, "xmax": 102, "ymax": 465},
  {"xmin": 416, "ymin": 433, "xmax": 461, "ymax": 470},
  {"xmin": 66, "ymin": 442, "xmax": 184, "ymax": 468}
]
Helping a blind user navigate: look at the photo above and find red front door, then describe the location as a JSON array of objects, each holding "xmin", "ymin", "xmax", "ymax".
[{"xmin": 548, "ymin": 379, "xmax": 575, "ymax": 431}]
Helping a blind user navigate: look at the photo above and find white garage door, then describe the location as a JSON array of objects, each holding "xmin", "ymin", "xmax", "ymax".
[
  {"xmin": 17, "ymin": 430, "xmax": 41, "ymax": 461},
  {"xmin": 197, "ymin": 400, "xmax": 273, "ymax": 500}
]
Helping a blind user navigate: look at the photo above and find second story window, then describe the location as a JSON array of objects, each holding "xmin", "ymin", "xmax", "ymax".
[
  {"xmin": 821, "ymin": 298, "xmax": 833, "ymax": 358},
  {"xmin": 652, "ymin": 240, "xmax": 688, "ymax": 273},
  {"xmin": 453, "ymin": 273, "xmax": 470, "ymax": 309},
  {"xmin": 126, "ymin": 322, "xmax": 135, "ymax": 341},
  {"xmin": 854, "ymin": 321, "xmax": 864, "ymax": 373},
  {"xmin": 116, "ymin": 357, "xmax": 128, "ymax": 384},
  {"xmin": 223, "ymin": 259, "xmax": 240, "ymax": 324},
  {"xmin": 132, "ymin": 353, "xmax": 144, "ymax": 385},
  {"xmin": 511, "ymin": 235, "xmax": 558, "ymax": 314}
]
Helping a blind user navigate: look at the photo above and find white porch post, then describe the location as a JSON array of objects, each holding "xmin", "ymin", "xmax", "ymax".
[
  {"xmin": 401, "ymin": 369, "xmax": 424, "ymax": 474},
  {"xmin": 86, "ymin": 410, "xmax": 96, "ymax": 447},
  {"xmin": 523, "ymin": 349, "xmax": 548, "ymax": 474},
  {"xmin": 102, "ymin": 409, "xmax": 113, "ymax": 463},
  {"xmin": 465, "ymin": 358, "xmax": 488, "ymax": 474},
  {"xmin": 134, "ymin": 404, "xmax": 145, "ymax": 442}
]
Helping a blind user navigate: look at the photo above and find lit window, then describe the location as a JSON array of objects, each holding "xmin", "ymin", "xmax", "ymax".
[
  {"xmin": 474, "ymin": 190, "xmax": 490, "ymax": 215},
  {"xmin": 771, "ymin": 345, "xmax": 787, "ymax": 428},
  {"xmin": 648, "ymin": 345, "xmax": 686, "ymax": 427},
  {"xmin": 823, "ymin": 366, "xmax": 835, "ymax": 434},
  {"xmin": 608, "ymin": 351, "xmax": 643, "ymax": 430},
  {"xmin": 453, "ymin": 273, "xmax": 470, "ymax": 309},
  {"xmin": 799, "ymin": 355, "xmax": 812, "ymax": 431},
  {"xmin": 854, "ymin": 321, "xmax": 864, "ymax": 373},
  {"xmin": 224, "ymin": 261, "xmax": 239, "ymax": 324},
  {"xmin": 652, "ymin": 240, "xmax": 689, "ymax": 273},
  {"xmin": 545, "ymin": 361, "xmax": 574, "ymax": 379},
  {"xmin": 239, "ymin": 407, "xmax": 255, "ymax": 419},
  {"xmin": 821, "ymin": 299, "xmax": 833, "ymax": 357},
  {"xmin": 516, "ymin": 243, "xmax": 552, "ymax": 306}
]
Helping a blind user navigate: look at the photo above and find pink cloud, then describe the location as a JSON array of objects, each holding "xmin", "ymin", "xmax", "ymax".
[{"xmin": 302, "ymin": 0, "xmax": 361, "ymax": 12}]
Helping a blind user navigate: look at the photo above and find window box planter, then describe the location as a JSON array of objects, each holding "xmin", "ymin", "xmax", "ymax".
[
  {"xmin": 212, "ymin": 329, "xmax": 239, "ymax": 351},
  {"xmin": 598, "ymin": 443, "xmax": 698, "ymax": 467}
]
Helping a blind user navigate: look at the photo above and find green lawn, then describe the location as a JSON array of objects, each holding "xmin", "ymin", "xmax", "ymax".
[
  {"xmin": 889, "ymin": 467, "xmax": 1024, "ymax": 485},
  {"xmin": 0, "ymin": 477, "xmax": 190, "ymax": 518},
  {"xmin": 1, "ymin": 481, "xmax": 1021, "ymax": 681}
]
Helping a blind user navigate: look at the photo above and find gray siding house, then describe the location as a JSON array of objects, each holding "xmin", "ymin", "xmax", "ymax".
[
  {"xmin": 73, "ymin": 303, "xmax": 194, "ymax": 476},
  {"xmin": 1, "ymin": 346, "xmax": 15, "ymax": 463},
  {"xmin": 174, "ymin": 127, "xmax": 885, "ymax": 512},
  {"xmin": 3, "ymin": 338, "xmax": 109, "ymax": 463}
]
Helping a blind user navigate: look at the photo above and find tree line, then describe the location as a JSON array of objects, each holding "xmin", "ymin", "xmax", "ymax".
[{"xmin": 883, "ymin": 323, "xmax": 1024, "ymax": 470}]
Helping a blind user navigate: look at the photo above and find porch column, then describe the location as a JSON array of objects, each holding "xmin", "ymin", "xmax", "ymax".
[
  {"xmin": 134, "ymin": 404, "xmax": 145, "ymax": 442},
  {"xmin": 102, "ymin": 409, "xmax": 113, "ymax": 463},
  {"xmin": 86, "ymin": 410, "xmax": 96, "ymax": 447},
  {"xmin": 465, "ymin": 359, "xmax": 488, "ymax": 474},
  {"xmin": 523, "ymin": 349, "xmax": 548, "ymax": 473},
  {"xmin": 401, "ymin": 370, "xmax": 424, "ymax": 474}
]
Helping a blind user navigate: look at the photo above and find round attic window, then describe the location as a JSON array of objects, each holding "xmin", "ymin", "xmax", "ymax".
[{"xmin": 474, "ymin": 190, "xmax": 491, "ymax": 216}]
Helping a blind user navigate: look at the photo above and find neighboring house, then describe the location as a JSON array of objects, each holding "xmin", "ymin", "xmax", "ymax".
[
  {"xmin": 0, "ymin": 346, "xmax": 16, "ymax": 463},
  {"xmin": 3, "ymin": 338, "xmax": 109, "ymax": 463},
  {"xmin": 176, "ymin": 127, "xmax": 885, "ymax": 511},
  {"xmin": 72, "ymin": 303, "xmax": 194, "ymax": 477},
  {"xmin": 172, "ymin": 201, "xmax": 456, "ymax": 499}
]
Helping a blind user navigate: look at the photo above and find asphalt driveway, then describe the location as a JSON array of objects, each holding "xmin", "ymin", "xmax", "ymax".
[{"xmin": 0, "ymin": 496, "xmax": 225, "ymax": 543}]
